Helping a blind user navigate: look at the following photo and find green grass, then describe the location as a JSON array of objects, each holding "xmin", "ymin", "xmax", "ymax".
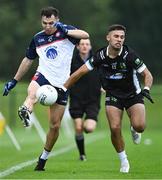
[{"xmin": 0, "ymin": 83, "xmax": 162, "ymax": 179}]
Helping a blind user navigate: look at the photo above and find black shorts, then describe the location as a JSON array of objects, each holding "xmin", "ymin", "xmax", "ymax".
[
  {"xmin": 105, "ymin": 93, "xmax": 144, "ymax": 110},
  {"xmin": 32, "ymin": 72, "xmax": 68, "ymax": 106},
  {"xmin": 69, "ymin": 97, "xmax": 100, "ymax": 121}
]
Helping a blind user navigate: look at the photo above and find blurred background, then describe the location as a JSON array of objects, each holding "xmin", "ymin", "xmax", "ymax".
[
  {"xmin": 0, "ymin": 0, "xmax": 162, "ymax": 141},
  {"xmin": 1, "ymin": 0, "xmax": 162, "ymax": 81}
]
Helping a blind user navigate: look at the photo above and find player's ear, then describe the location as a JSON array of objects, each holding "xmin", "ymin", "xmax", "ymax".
[{"xmin": 106, "ymin": 34, "xmax": 110, "ymax": 42}]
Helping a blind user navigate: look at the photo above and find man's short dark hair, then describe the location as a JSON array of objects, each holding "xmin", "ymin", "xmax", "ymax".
[
  {"xmin": 41, "ymin": 7, "xmax": 59, "ymax": 18},
  {"xmin": 108, "ymin": 24, "xmax": 126, "ymax": 33},
  {"xmin": 78, "ymin": 38, "xmax": 90, "ymax": 45}
]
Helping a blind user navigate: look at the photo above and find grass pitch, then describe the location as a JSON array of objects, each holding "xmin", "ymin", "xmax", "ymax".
[{"xmin": 0, "ymin": 84, "xmax": 162, "ymax": 179}]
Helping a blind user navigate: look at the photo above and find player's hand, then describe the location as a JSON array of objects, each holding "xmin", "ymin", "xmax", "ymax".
[
  {"xmin": 3, "ymin": 79, "xmax": 17, "ymax": 96},
  {"xmin": 141, "ymin": 88, "xmax": 154, "ymax": 103},
  {"xmin": 54, "ymin": 22, "xmax": 68, "ymax": 35}
]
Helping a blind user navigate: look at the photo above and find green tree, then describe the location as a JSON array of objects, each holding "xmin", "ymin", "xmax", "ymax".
[
  {"xmin": 0, "ymin": 0, "xmax": 114, "ymax": 79},
  {"xmin": 110, "ymin": 0, "xmax": 162, "ymax": 81}
]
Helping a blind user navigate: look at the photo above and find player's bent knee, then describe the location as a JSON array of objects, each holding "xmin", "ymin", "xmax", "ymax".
[
  {"xmin": 133, "ymin": 124, "xmax": 145, "ymax": 133},
  {"xmin": 84, "ymin": 126, "xmax": 95, "ymax": 133},
  {"xmin": 111, "ymin": 125, "xmax": 121, "ymax": 132}
]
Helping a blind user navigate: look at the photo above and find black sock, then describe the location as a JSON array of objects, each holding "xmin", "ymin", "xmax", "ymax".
[{"xmin": 75, "ymin": 134, "xmax": 85, "ymax": 156}]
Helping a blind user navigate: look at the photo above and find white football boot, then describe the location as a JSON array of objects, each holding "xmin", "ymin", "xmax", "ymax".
[{"xmin": 120, "ymin": 159, "xmax": 130, "ymax": 173}]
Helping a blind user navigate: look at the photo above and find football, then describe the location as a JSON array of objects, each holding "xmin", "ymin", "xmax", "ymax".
[{"xmin": 36, "ymin": 85, "xmax": 58, "ymax": 106}]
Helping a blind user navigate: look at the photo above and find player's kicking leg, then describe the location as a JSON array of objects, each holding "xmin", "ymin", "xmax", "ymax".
[
  {"xmin": 18, "ymin": 81, "xmax": 39, "ymax": 127},
  {"xmin": 18, "ymin": 105, "xmax": 31, "ymax": 127}
]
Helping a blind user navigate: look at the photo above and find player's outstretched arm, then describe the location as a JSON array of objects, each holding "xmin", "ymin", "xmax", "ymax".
[
  {"xmin": 64, "ymin": 64, "xmax": 89, "ymax": 89},
  {"xmin": 3, "ymin": 57, "xmax": 33, "ymax": 96},
  {"xmin": 13, "ymin": 57, "xmax": 33, "ymax": 81},
  {"xmin": 67, "ymin": 29, "xmax": 89, "ymax": 39},
  {"xmin": 141, "ymin": 67, "xmax": 153, "ymax": 89}
]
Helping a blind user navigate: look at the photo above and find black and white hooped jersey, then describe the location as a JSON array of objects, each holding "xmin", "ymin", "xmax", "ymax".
[
  {"xmin": 26, "ymin": 24, "xmax": 79, "ymax": 87},
  {"xmin": 86, "ymin": 45, "xmax": 146, "ymax": 98}
]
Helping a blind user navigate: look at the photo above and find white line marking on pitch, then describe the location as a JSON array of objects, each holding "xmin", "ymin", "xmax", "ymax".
[{"xmin": 0, "ymin": 132, "xmax": 105, "ymax": 178}]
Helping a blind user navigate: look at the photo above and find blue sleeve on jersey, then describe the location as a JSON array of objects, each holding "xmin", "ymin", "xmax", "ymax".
[
  {"xmin": 65, "ymin": 24, "xmax": 80, "ymax": 45},
  {"xmin": 65, "ymin": 24, "xmax": 77, "ymax": 30},
  {"xmin": 26, "ymin": 38, "xmax": 38, "ymax": 60}
]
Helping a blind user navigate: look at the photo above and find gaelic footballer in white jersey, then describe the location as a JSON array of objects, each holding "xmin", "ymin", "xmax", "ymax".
[{"xmin": 26, "ymin": 24, "xmax": 79, "ymax": 88}]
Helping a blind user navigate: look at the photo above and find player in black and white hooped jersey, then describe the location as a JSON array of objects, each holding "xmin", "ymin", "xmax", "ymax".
[{"xmin": 64, "ymin": 24, "xmax": 153, "ymax": 173}]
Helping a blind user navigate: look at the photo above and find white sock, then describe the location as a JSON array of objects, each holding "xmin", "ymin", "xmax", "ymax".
[
  {"xmin": 40, "ymin": 149, "xmax": 50, "ymax": 160},
  {"xmin": 118, "ymin": 150, "xmax": 128, "ymax": 163}
]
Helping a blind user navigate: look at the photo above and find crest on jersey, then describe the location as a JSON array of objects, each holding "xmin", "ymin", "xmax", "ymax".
[
  {"xmin": 48, "ymin": 35, "xmax": 53, "ymax": 42},
  {"xmin": 45, "ymin": 46, "xmax": 58, "ymax": 59},
  {"xmin": 111, "ymin": 62, "xmax": 117, "ymax": 69},
  {"xmin": 135, "ymin": 58, "xmax": 141, "ymax": 65}
]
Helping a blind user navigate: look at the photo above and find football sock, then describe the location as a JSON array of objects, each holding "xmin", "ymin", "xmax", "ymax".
[
  {"xmin": 40, "ymin": 149, "xmax": 50, "ymax": 160},
  {"xmin": 118, "ymin": 150, "xmax": 128, "ymax": 163},
  {"xmin": 75, "ymin": 134, "xmax": 85, "ymax": 156}
]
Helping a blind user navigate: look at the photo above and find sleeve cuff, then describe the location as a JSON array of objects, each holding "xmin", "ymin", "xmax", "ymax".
[
  {"xmin": 144, "ymin": 86, "xmax": 150, "ymax": 91},
  {"xmin": 85, "ymin": 60, "xmax": 93, "ymax": 71},
  {"xmin": 137, "ymin": 64, "xmax": 146, "ymax": 73}
]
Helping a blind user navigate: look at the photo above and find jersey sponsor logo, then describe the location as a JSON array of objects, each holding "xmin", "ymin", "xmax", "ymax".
[
  {"xmin": 45, "ymin": 46, "xmax": 58, "ymax": 59},
  {"xmin": 109, "ymin": 73, "xmax": 124, "ymax": 79}
]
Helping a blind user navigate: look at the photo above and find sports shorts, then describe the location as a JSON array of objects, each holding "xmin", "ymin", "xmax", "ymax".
[
  {"xmin": 32, "ymin": 72, "xmax": 68, "ymax": 106},
  {"xmin": 105, "ymin": 93, "xmax": 144, "ymax": 110},
  {"xmin": 69, "ymin": 96, "xmax": 100, "ymax": 121}
]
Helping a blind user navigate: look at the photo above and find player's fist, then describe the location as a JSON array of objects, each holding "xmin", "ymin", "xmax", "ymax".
[
  {"xmin": 54, "ymin": 22, "xmax": 68, "ymax": 35},
  {"xmin": 141, "ymin": 88, "xmax": 154, "ymax": 103},
  {"xmin": 3, "ymin": 79, "xmax": 17, "ymax": 96}
]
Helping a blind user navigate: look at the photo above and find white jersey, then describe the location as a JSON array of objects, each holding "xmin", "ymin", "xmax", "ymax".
[{"xmin": 26, "ymin": 25, "xmax": 79, "ymax": 87}]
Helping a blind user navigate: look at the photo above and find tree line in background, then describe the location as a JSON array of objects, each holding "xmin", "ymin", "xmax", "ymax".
[{"xmin": 0, "ymin": 0, "xmax": 162, "ymax": 82}]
